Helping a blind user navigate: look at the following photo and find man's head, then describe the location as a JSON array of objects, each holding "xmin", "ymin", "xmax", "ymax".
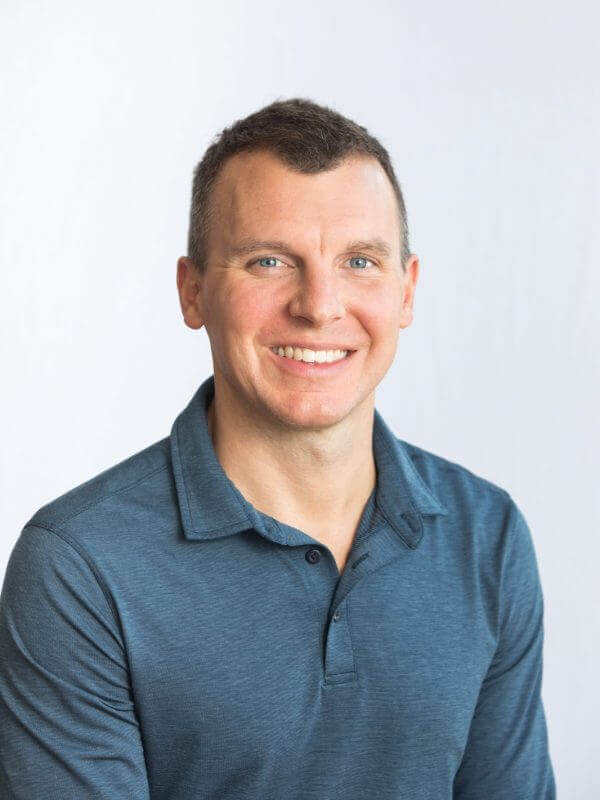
[{"xmin": 177, "ymin": 98, "xmax": 419, "ymax": 432}]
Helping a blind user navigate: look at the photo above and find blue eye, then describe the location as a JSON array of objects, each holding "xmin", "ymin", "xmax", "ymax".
[
  {"xmin": 257, "ymin": 257, "xmax": 282, "ymax": 268},
  {"xmin": 349, "ymin": 256, "xmax": 372, "ymax": 270}
]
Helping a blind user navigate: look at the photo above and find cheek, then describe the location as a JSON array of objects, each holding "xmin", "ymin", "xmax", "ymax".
[
  {"xmin": 208, "ymin": 280, "xmax": 275, "ymax": 343},
  {"xmin": 355, "ymin": 284, "xmax": 403, "ymax": 341},
  {"xmin": 233, "ymin": 283, "xmax": 275, "ymax": 336}
]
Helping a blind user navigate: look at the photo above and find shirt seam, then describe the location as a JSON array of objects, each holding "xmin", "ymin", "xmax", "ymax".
[
  {"xmin": 20, "ymin": 522, "xmax": 153, "ymax": 784},
  {"xmin": 407, "ymin": 447, "xmax": 510, "ymax": 502},
  {"xmin": 48, "ymin": 463, "xmax": 171, "ymax": 527},
  {"xmin": 22, "ymin": 521, "xmax": 123, "ymax": 637},
  {"xmin": 494, "ymin": 493, "xmax": 523, "ymax": 656},
  {"xmin": 481, "ymin": 492, "xmax": 519, "ymax": 673}
]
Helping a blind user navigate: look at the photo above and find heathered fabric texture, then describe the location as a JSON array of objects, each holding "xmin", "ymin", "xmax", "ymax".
[{"xmin": 0, "ymin": 374, "xmax": 555, "ymax": 799}]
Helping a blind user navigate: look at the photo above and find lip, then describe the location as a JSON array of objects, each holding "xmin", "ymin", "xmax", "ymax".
[{"xmin": 267, "ymin": 346, "xmax": 356, "ymax": 376}]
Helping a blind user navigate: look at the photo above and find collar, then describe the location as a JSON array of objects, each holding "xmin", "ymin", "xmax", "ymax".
[{"xmin": 170, "ymin": 375, "xmax": 448, "ymax": 550}]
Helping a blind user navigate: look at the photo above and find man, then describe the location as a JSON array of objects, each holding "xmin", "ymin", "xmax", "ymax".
[{"xmin": 0, "ymin": 98, "xmax": 555, "ymax": 798}]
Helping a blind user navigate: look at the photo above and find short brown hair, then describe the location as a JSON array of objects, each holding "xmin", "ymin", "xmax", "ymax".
[{"xmin": 186, "ymin": 97, "xmax": 411, "ymax": 273}]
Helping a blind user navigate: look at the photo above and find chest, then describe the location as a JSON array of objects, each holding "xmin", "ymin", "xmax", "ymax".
[{"xmin": 121, "ymin": 533, "xmax": 496, "ymax": 792}]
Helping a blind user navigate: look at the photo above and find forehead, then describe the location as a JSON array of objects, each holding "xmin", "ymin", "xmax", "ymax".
[{"xmin": 209, "ymin": 149, "xmax": 400, "ymax": 251}]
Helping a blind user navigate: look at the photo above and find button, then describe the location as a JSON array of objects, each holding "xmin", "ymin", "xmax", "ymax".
[
  {"xmin": 332, "ymin": 610, "xmax": 341, "ymax": 622},
  {"xmin": 401, "ymin": 512, "xmax": 420, "ymax": 533},
  {"xmin": 305, "ymin": 548, "xmax": 322, "ymax": 564}
]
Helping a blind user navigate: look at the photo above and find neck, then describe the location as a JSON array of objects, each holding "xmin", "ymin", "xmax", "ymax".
[{"xmin": 206, "ymin": 380, "xmax": 377, "ymax": 535}]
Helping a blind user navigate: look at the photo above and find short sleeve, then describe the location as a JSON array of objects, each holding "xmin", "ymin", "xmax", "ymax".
[
  {"xmin": 453, "ymin": 499, "xmax": 556, "ymax": 798},
  {"xmin": 0, "ymin": 524, "xmax": 150, "ymax": 799}
]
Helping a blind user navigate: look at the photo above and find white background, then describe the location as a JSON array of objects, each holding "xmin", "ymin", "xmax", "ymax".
[{"xmin": 1, "ymin": 1, "xmax": 598, "ymax": 795}]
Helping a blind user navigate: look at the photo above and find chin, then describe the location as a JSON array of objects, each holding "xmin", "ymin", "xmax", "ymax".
[{"xmin": 269, "ymin": 394, "xmax": 356, "ymax": 431}]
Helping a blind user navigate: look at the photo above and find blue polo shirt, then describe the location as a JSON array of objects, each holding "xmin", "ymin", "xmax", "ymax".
[{"xmin": 0, "ymin": 374, "xmax": 556, "ymax": 799}]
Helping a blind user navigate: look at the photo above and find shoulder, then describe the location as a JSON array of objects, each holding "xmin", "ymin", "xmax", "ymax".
[
  {"xmin": 399, "ymin": 438, "xmax": 517, "ymax": 531},
  {"xmin": 24, "ymin": 436, "xmax": 175, "ymax": 551},
  {"xmin": 399, "ymin": 440, "xmax": 541, "ymax": 614},
  {"xmin": 402, "ymin": 438, "xmax": 509, "ymax": 496}
]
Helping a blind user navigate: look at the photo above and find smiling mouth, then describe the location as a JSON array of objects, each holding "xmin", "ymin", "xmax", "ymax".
[{"xmin": 269, "ymin": 346, "xmax": 352, "ymax": 364}]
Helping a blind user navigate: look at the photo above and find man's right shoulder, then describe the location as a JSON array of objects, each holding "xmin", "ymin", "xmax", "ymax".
[{"xmin": 24, "ymin": 436, "xmax": 175, "ymax": 548}]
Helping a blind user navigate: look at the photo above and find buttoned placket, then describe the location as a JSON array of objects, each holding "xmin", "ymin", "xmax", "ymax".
[{"xmin": 259, "ymin": 495, "xmax": 421, "ymax": 688}]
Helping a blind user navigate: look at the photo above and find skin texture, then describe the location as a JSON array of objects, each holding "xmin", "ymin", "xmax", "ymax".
[{"xmin": 177, "ymin": 149, "xmax": 419, "ymax": 572}]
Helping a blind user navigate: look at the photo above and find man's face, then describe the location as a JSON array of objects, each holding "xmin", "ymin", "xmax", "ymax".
[{"xmin": 178, "ymin": 149, "xmax": 419, "ymax": 431}]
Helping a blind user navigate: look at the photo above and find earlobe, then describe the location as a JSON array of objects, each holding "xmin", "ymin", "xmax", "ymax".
[
  {"xmin": 399, "ymin": 300, "xmax": 414, "ymax": 330},
  {"xmin": 183, "ymin": 306, "xmax": 205, "ymax": 331}
]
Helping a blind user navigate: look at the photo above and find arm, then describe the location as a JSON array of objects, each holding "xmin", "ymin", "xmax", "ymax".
[
  {"xmin": 453, "ymin": 498, "xmax": 556, "ymax": 799},
  {"xmin": 0, "ymin": 524, "xmax": 150, "ymax": 799}
]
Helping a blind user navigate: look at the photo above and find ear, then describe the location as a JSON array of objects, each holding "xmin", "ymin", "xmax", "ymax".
[
  {"xmin": 176, "ymin": 256, "xmax": 205, "ymax": 330},
  {"xmin": 399, "ymin": 254, "xmax": 419, "ymax": 329}
]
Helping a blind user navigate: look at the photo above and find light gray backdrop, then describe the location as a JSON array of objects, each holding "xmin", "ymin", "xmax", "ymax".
[{"xmin": 1, "ymin": 1, "xmax": 598, "ymax": 796}]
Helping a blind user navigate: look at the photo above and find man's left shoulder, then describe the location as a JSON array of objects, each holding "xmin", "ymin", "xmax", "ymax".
[{"xmin": 399, "ymin": 438, "xmax": 515, "ymax": 526}]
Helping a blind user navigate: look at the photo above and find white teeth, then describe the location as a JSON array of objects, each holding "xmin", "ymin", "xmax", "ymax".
[{"xmin": 271, "ymin": 346, "xmax": 349, "ymax": 363}]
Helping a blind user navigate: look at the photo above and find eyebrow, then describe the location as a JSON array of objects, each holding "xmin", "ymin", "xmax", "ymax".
[{"xmin": 227, "ymin": 237, "xmax": 393, "ymax": 260}]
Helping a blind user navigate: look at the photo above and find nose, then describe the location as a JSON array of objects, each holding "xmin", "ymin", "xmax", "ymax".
[{"xmin": 287, "ymin": 265, "xmax": 345, "ymax": 326}]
